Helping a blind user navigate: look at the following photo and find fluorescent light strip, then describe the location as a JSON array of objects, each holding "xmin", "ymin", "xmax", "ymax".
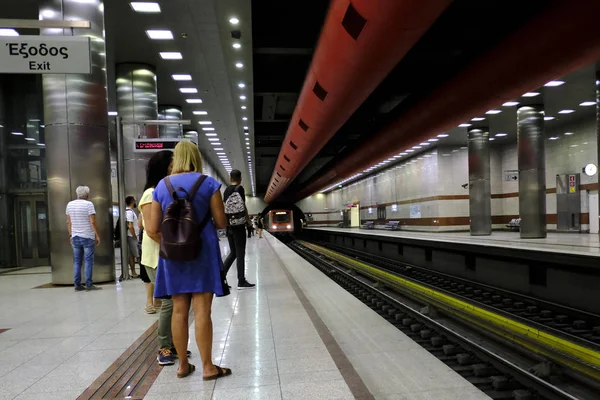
[
  {"xmin": 193, "ymin": 111, "xmax": 208, "ymax": 115},
  {"xmin": 131, "ymin": 2, "xmax": 161, "ymax": 13},
  {"xmin": 186, "ymin": 99, "xmax": 203, "ymax": 104},
  {"xmin": 179, "ymin": 88, "xmax": 198, "ymax": 93},
  {"xmin": 160, "ymin": 52, "xmax": 182, "ymax": 60},
  {"xmin": 198, "ymin": 121, "xmax": 212, "ymax": 125},
  {"xmin": 172, "ymin": 74, "xmax": 192, "ymax": 81},
  {"xmin": 146, "ymin": 30, "xmax": 173, "ymax": 40}
]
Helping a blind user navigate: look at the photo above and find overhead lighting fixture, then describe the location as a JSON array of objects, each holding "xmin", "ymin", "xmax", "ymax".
[
  {"xmin": 130, "ymin": 2, "xmax": 161, "ymax": 13},
  {"xmin": 522, "ymin": 92, "xmax": 540, "ymax": 97},
  {"xmin": 489, "ymin": 138, "xmax": 495, "ymax": 141},
  {"xmin": 11, "ymin": 132, "xmax": 23, "ymax": 136},
  {"xmin": 229, "ymin": 17, "xmax": 239, "ymax": 25},
  {"xmin": 193, "ymin": 111, "xmax": 208, "ymax": 115},
  {"xmin": 428, "ymin": 138, "xmax": 438, "ymax": 142},
  {"xmin": 108, "ymin": 111, "xmax": 118, "ymax": 116},
  {"xmin": 172, "ymin": 74, "xmax": 192, "ymax": 81},
  {"xmin": 217, "ymin": 152, "xmax": 226, "ymax": 155},
  {"xmin": 186, "ymin": 99, "xmax": 203, "ymax": 104},
  {"xmin": 580, "ymin": 101, "xmax": 596, "ymax": 107},
  {"xmin": 549, "ymin": 137, "xmax": 559, "ymax": 141},
  {"xmin": 400, "ymin": 152, "xmax": 407, "ymax": 156},
  {"xmin": 242, "ymin": 117, "xmax": 248, "ymax": 121},
  {"xmin": 471, "ymin": 117, "xmax": 485, "ymax": 121},
  {"xmin": 160, "ymin": 52, "xmax": 182, "ymax": 60},
  {"xmin": 179, "ymin": 88, "xmax": 198, "ymax": 93},
  {"xmin": 458, "ymin": 124, "xmax": 471, "ymax": 128},
  {"xmin": 502, "ymin": 101, "xmax": 519, "ymax": 107},
  {"xmin": 544, "ymin": 80, "xmax": 564, "ymax": 87},
  {"xmin": 238, "ymin": 83, "xmax": 246, "ymax": 88},
  {"xmin": 198, "ymin": 121, "xmax": 212, "ymax": 125},
  {"xmin": 24, "ymin": 138, "xmax": 35, "ymax": 141},
  {"xmin": 37, "ymin": 143, "xmax": 45, "ymax": 147},
  {"xmin": 202, "ymin": 127, "xmax": 214, "ymax": 131},
  {"xmin": 241, "ymin": 106, "xmax": 247, "ymax": 110},
  {"xmin": 564, "ymin": 132, "xmax": 574, "ymax": 136},
  {"xmin": 0, "ymin": 29, "xmax": 19, "ymax": 37},
  {"xmin": 213, "ymin": 146, "xmax": 223, "ymax": 149},
  {"xmin": 412, "ymin": 146, "xmax": 421, "ymax": 149},
  {"xmin": 240, "ymin": 95, "xmax": 246, "ymax": 100},
  {"xmin": 244, "ymin": 132, "xmax": 249, "ymax": 136},
  {"xmin": 495, "ymin": 133, "xmax": 508, "ymax": 137},
  {"xmin": 420, "ymin": 142, "xmax": 430, "ymax": 146},
  {"xmin": 485, "ymin": 109, "xmax": 502, "ymax": 115},
  {"xmin": 204, "ymin": 133, "xmax": 217, "ymax": 137},
  {"xmin": 544, "ymin": 116, "xmax": 555, "ymax": 121},
  {"xmin": 243, "ymin": 126, "xmax": 249, "ymax": 129},
  {"xmin": 246, "ymin": 146, "xmax": 250, "ymax": 149},
  {"xmin": 558, "ymin": 109, "xmax": 575, "ymax": 114},
  {"xmin": 146, "ymin": 30, "xmax": 173, "ymax": 40},
  {"xmin": 437, "ymin": 134, "xmax": 449, "ymax": 137},
  {"xmin": 235, "ymin": 62, "xmax": 243, "ymax": 68},
  {"xmin": 208, "ymin": 138, "xmax": 219, "ymax": 141},
  {"xmin": 233, "ymin": 43, "xmax": 241, "ymax": 49},
  {"xmin": 406, "ymin": 149, "xmax": 414, "ymax": 153}
]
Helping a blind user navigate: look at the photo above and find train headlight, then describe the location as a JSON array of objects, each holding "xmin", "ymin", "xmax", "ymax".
[
  {"xmin": 272, "ymin": 225, "xmax": 277, "ymax": 229},
  {"xmin": 286, "ymin": 225, "xmax": 291, "ymax": 229}
]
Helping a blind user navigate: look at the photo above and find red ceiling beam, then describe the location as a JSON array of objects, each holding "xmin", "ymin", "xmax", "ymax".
[
  {"xmin": 264, "ymin": 0, "xmax": 452, "ymax": 203},
  {"xmin": 293, "ymin": 0, "xmax": 600, "ymax": 201}
]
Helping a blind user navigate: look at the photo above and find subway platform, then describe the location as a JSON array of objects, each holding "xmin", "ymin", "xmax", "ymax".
[
  {"xmin": 0, "ymin": 234, "xmax": 488, "ymax": 400},
  {"xmin": 306, "ymin": 227, "xmax": 600, "ymax": 257}
]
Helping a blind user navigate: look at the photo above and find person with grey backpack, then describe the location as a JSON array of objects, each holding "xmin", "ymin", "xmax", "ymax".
[{"xmin": 222, "ymin": 169, "xmax": 255, "ymax": 290}]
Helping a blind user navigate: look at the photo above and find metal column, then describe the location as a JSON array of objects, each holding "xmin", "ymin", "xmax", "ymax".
[
  {"xmin": 115, "ymin": 63, "xmax": 158, "ymax": 199},
  {"xmin": 517, "ymin": 105, "xmax": 547, "ymax": 238},
  {"xmin": 468, "ymin": 127, "xmax": 492, "ymax": 235},
  {"xmin": 40, "ymin": 0, "xmax": 115, "ymax": 284},
  {"xmin": 158, "ymin": 106, "xmax": 183, "ymax": 138}
]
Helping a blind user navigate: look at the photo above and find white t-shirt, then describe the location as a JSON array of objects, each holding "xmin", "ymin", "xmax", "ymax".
[
  {"xmin": 126, "ymin": 208, "xmax": 140, "ymax": 238},
  {"xmin": 66, "ymin": 199, "xmax": 96, "ymax": 240}
]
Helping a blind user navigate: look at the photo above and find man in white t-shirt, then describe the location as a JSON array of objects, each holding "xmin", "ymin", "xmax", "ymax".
[
  {"xmin": 66, "ymin": 186, "xmax": 101, "ymax": 291},
  {"xmin": 125, "ymin": 196, "xmax": 140, "ymax": 278}
]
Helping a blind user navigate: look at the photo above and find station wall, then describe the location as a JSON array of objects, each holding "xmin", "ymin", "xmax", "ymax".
[{"xmin": 297, "ymin": 117, "xmax": 598, "ymax": 232}]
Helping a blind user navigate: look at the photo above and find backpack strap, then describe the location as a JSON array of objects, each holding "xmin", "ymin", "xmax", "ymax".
[
  {"xmin": 164, "ymin": 177, "xmax": 178, "ymax": 199},
  {"xmin": 188, "ymin": 175, "xmax": 207, "ymax": 201},
  {"xmin": 198, "ymin": 210, "xmax": 212, "ymax": 233}
]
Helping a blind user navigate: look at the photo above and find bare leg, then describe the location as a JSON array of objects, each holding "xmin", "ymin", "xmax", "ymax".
[
  {"xmin": 145, "ymin": 282, "xmax": 154, "ymax": 307},
  {"xmin": 191, "ymin": 292, "xmax": 219, "ymax": 377},
  {"xmin": 129, "ymin": 256, "xmax": 137, "ymax": 276},
  {"xmin": 172, "ymin": 294, "xmax": 192, "ymax": 375}
]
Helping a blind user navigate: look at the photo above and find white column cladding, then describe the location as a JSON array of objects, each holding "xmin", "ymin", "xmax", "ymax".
[
  {"xmin": 468, "ymin": 127, "xmax": 492, "ymax": 235},
  {"xmin": 40, "ymin": 0, "xmax": 115, "ymax": 284},
  {"xmin": 517, "ymin": 105, "xmax": 547, "ymax": 238},
  {"xmin": 115, "ymin": 63, "xmax": 158, "ymax": 199}
]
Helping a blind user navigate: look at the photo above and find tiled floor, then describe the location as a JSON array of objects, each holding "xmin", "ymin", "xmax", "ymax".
[
  {"xmin": 309, "ymin": 227, "xmax": 600, "ymax": 256},
  {"xmin": 0, "ymin": 233, "xmax": 490, "ymax": 399}
]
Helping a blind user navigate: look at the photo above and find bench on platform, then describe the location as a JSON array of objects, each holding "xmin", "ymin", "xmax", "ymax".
[
  {"xmin": 384, "ymin": 221, "xmax": 400, "ymax": 231},
  {"xmin": 361, "ymin": 221, "xmax": 374, "ymax": 229},
  {"xmin": 506, "ymin": 218, "xmax": 521, "ymax": 231}
]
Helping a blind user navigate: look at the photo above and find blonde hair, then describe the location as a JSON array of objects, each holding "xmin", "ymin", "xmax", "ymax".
[{"xmin": 171, "ymin": 141, "xmax": 203, "ymax": 174}]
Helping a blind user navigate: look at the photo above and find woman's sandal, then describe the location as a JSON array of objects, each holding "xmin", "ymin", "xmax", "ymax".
[
  {"xmin": 203, "ymin": 366, "xmax": 232, "ymax": 381},
  {"xmin": 177, "ymin": 363, "xmax": 196, "ymax": 379}
]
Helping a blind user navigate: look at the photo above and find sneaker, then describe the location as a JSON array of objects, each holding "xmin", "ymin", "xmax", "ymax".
[
  {"xmin": 74, "ymin": 285, "xmax": 85, "ymax": 292},
  {"xmin": 85, "ymin": 285, "xmax": 102, "ymax": 291},
  {"xmin": 157, "ymin": 348, "xmax": 175, "ymax": 366},
  {"xmin": 170, "ymin": 347, "xmax": 192, "ymax": 358},
  {"xmin": 237, "ymin": 280, "xmax": 256, "ymax": 290},
  {"xmin": 144, "ymin": 305, "xmax": 156, "ymax": 314}
]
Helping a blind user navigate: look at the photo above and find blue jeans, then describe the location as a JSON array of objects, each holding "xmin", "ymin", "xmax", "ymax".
[{"xmin": 72, "ymin": 236, "xmax": 95, "ymax": 287}]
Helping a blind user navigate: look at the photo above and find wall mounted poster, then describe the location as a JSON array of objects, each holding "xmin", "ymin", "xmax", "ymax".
[{"xmin": 410, "ymin": 204, "xmax": 421, "ymax": 219}]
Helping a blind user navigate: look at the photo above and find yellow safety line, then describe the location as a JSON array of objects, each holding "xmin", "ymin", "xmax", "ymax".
[{"xmin": 299, "ymin": 241, "xmax": 600, "ymax": 380}]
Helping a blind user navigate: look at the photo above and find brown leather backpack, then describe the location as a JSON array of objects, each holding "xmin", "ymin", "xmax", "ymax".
[{"xmin": 159, "ymin": 175, "xmax": 210, "ymax": 261}]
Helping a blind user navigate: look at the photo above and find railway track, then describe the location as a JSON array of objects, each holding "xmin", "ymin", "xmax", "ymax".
[{"xmin": 288, "ymin": 240, "xmax": 600, "ymax": 400}]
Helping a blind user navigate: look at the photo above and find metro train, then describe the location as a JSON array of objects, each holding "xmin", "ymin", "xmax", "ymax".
[{"xmin": 266, "ymin": 209, "xmax": 294, "ymax": 233}]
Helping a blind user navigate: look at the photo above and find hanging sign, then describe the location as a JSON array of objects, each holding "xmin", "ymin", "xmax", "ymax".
[
  {"xmin": 0, "ymin": 36, "xmax": 91, "ymax": 74},
  {"xmin": 568, "ymin": 175, "xmax": 576, "ymax": 194}
]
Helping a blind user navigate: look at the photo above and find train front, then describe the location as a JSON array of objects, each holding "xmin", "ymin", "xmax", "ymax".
[{"xmin": 268, "ymin": 210, "xmax": 294, "ymax": 233}]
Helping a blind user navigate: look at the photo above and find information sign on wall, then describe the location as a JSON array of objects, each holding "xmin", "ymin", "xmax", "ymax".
[
  {"xmin": 0, "ymin": 36, "xmax": 91, "ymax": 74},
  {"xmin": 504, "ymin": 170, "xmax": 519, "ymax": 181},
  {"xmin": 409, "ymin": 204, "xmax": 421, "ymax": 219},
  {"xmin": 568, "ymin": 175, "xmax": 576, "ymax": 193}
]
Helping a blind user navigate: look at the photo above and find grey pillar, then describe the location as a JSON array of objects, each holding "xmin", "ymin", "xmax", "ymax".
[
  {"xmin": 158, "ymin": 106, "xmax": 183, "ymax": 138},
  {"xmin": 468, "ymin": 127, "xmax": 492, "ymax": 235},
  {"xmin": 596, "ymin": 72, "xmax": 600, "ymax": 236},
  {"xmin": 0, "ymin": 86, "xmax": 8, "ymax": 267},
  {"xmin": 517, "ymin": 105, "xmax": 547, "ymax": 238},
  {"xmin": 115, "ymin": 63, "xmax": 158, "ymax": 199},
  {"xmin": 41, "ymin": 0, "xmax": 115, "ymax": 284}
]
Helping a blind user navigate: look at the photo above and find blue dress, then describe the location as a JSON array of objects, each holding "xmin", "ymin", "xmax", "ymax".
[{"xmin": 152, "ymin": 172, "xmax": 224, "ymax": 297}]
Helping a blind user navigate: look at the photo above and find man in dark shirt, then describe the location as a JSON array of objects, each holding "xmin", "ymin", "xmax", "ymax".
[{"xmin": 223, "ymin": 170, "xmax": 256, "ymax": 289}]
